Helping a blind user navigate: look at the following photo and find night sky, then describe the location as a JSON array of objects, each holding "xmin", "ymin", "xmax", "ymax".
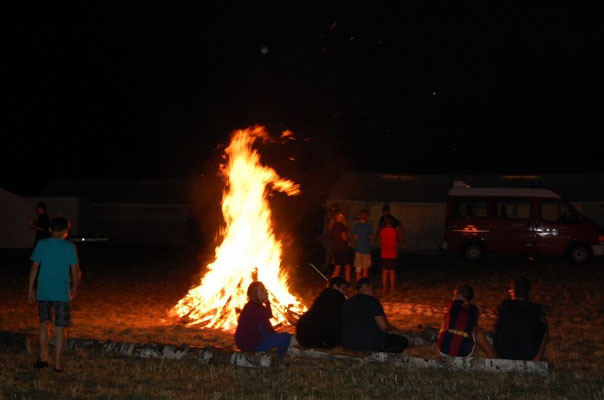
[{"xmin": 3, "ymin": 3, "xmax": 603, "ymax": 195}]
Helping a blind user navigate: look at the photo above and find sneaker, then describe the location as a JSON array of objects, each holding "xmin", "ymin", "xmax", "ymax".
[{"xmin": 33, "ymin": 359, "xmax": 49, "ymax": 368}]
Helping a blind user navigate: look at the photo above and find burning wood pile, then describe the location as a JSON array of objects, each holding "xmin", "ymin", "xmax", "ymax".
[{"xmin": 172, "ymin": 127, "xmax": 307, "ymax": 331}]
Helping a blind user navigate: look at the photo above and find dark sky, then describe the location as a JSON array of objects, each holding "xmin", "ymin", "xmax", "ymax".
[{"xmin": 3, "ymin": 2, "xmax": 603, "ymax": 195}]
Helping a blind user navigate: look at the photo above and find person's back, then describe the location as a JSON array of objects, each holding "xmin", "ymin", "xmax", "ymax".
[
  {"xmin": 33, "ymin": 237, "xmax": 78, "ymax": 302},
  {"xmin": 493, "ymin": 277, "xmax": 548, "ymax": 360},
  {"xmin": 437, "ymin": 299, "xmax": 479, "ymax": 357},
  {"xmin": 494, "ymin": 299, "xmax": 546, "ymax": 359},
  {"xmin": 342, "ymin": 292, "xmax": 386, "ymax": 351},
  {"xmin": 437, "ymin": 285, "xmax": 496, "ymax": 358},
  {"xmin": 296, "ymin": 277, "xmax": 348, "ymax": 348}
]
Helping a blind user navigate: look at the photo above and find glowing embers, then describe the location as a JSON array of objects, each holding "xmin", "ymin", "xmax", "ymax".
[{"xmin": 172, "ymin": 127, "xmax": 306, "ymax": 331}]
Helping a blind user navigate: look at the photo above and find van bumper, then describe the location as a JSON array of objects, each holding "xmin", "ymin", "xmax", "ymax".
[{"xmin": 592, "ymin": 244, "xmax": 604, "ymax": 256}]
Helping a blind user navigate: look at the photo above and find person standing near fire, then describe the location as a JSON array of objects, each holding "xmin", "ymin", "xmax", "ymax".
[
  {"xmin": 329, "ymin": 211, "xmax": 352, "ymax": 283},
  {"xmin": 351, "ymin": 209, "xmax": 373, "ymax": 282},
  {"xmin": 379, "ymin": 215, "xmax": 399, "ymax": 297},
  {"xmin": 317, "ymin": 203, "xmax": 341, "ymax": 272},
  {"xmin": 235, "ymin": 281, "xmax": 292, "ymax": 358}
]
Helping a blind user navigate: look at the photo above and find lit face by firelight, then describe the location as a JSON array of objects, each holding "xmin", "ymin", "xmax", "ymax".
[{"xmin": 256, "ymin": 284, "xmax": 269, "ymax": 304}]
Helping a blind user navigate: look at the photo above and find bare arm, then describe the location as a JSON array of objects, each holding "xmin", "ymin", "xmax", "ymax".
[
  {"xmin": 28, "ymin": 261, "xmax": 40, "ymax": 304},
  {"xmin": 70, "ymin": 263, "xmax": 81, "ymax": 301},
  {"xmin": 474, "ymin": 327, "xmax": 496, "ymax": 358},
  {"xmin": 375, "ymin": 315, "xmax": 404, "ymax": 335}
]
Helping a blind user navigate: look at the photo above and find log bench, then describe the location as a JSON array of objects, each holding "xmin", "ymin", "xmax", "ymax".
[{"xmin": 0, "ymin": 330, "xmax": 554, "ymax": 375}]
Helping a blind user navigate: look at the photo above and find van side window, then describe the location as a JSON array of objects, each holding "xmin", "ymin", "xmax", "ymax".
[
  {"xmin": 541, "ymin": 200, "xmax": 576, "ymax": 224},
  {"xmin": 494, "ymin": 199, "xmax": 530, "ymax": 219},
  {"xmin": 453, "ymin": 198, "xmax": 488, "ymax": 218}
]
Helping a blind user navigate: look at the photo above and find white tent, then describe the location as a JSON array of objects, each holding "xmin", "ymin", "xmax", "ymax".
[{"xmin": 0, "ymin": 187, "xmax": 36, "ymax": 248}]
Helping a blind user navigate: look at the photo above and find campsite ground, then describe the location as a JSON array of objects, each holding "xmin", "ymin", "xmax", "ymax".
[{"xmin": 0, "ymin": 244, "xmax": 602, "ymax": 399}]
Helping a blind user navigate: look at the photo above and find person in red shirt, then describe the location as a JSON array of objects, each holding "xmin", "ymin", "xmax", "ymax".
[{"xmin": 379, "ymin": 215, "xmax": 398, "ymax": 297}]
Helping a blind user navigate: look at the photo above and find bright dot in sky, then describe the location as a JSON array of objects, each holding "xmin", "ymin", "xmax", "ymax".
[
  {"xmin": 432, "ymin": 91, "xmax": 437, "ymax": 95},
  {"xmin": 260, "ymin": 46, "xmax": 269, "ymax": 55}
]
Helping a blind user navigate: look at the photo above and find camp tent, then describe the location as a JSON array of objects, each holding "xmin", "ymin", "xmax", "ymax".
[{"xmin": 0, "ymin": 187, "xmax": 36, "ymax": 248}]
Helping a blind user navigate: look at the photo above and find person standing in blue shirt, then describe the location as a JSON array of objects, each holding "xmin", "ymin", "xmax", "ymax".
[
  {"xmin": 28, "ymin": 216, "xmax": 81, "ymax": 372},
  {"xmin": 351, "ymin": 209, "xmax": 373, "ymax": 282}
]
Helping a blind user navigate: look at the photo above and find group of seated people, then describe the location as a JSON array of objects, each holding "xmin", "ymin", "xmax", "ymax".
[{"xmin": 234, "ymin": 276, "xmax": 548, "ymax": 362}]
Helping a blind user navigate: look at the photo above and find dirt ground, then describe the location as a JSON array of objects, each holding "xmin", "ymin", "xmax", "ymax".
[{"xmin": 1, "ymin": 244, "xmax": 602, "ymax": 377}]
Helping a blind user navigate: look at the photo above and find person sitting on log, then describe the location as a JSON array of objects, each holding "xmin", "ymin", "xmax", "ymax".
[
  {"xmin": 493, "ymin": 277, "xmax": 549, "ymax": 361},
  {"xmin": 234, "ymin": 281, "xmax": 292, "ymax": 358},
  {"xmin": 341, "ymin": 277, "xmax": 408, "ymax": 353},
  {"xmin": 436, "ymin": 285, "xmax": 496, "ymax": 358},
  {"xmin": 295, "ymin": 276, "xmax": 349, "ymax": 349}
]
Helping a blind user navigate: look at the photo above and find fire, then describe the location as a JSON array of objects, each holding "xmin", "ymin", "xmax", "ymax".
[{"xmin": 173, "ymin": 126, "xmax": 306, "ymax": 331}]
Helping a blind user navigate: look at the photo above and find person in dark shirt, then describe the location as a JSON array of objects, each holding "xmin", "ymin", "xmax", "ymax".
[
  {"xmin": 493, "ymin": 277, "xmax": 548, "ymax": 361},
  {"xmin": 28, "ymin": 202, "xmax": 51, "ymax": 245},
  {"xmin": 296, "ymin": 276, "xmax": 349, "ymax": 348},
  {"xmin": 374, "ymin": 204, "xmax": 402, "ymax": 245},
  {"xmin": 234, "ymin": 281, "xmax": 292, "ymax": 358},
  {"xmin": 329, "ymin": 212, "xmax": 352, "ymax": 282},
  {"xmin": 342, "ymin": 278, "xmax": 408, "ymax": 353}
]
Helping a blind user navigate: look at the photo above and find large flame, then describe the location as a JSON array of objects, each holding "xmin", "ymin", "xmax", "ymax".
[{"xmin": 173, "ymin": 126, "xmax": 306, "ymax": 331}]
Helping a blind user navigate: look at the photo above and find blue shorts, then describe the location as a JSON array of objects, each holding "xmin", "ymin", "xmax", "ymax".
[{"xmin": 38, "ymin": 301, "xmax": 71, "ymax": 327}]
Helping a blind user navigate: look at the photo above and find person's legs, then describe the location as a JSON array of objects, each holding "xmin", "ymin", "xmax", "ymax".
[
  {"xmin": 475, "ymin": 328, "xmax": 496, "ymax": 358},
  {"xmin": 381, "ymin": 268, "xmax": 388, "ymax": 295},
  {"xmin": 382, "ymin": 334, "xmax": 408, "ymax": 353},
  {"xmin": 331, "ymin": 264, "xmax": 341, "ymax": 278},
  {"xmin": 36, "ymin": 301, "xmax": 52, "ymax": 365},
  {"xmin": 53, "ymin": 301, "xmax": 71, "ymax": 370},
  {"xmin": 38, "ymin": 322, "xmax": 49, "ymax": 362},
  {"xmin": 54, "ymin": 327, "xmax": 66, "ymax": 369},
  {"xmin": 355, "ymin": 267, "xmax": 362, "ymax": 282},
  {"xmin": 344, "ymin": 265, "xmax": 351, "ymax": 283},
  {"xmin": 257, "ymin": 333, "xmax": 292, "ymax": 358},
  {"xmin": 362, "ymin": 267, "xmax": 369, "ymax": 278},
  {"xmin": 389, "ymin": 270, "xmax": 396, "ymax": 295}
]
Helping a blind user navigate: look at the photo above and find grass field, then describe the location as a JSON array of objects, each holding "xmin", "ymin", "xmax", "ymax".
[{"xmin": 1, "ymin": 244, "xmax": 602, "ymax": 399}]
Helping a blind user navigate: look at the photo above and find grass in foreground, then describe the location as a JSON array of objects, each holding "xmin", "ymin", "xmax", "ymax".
[{"xmin": 1, "ymin": 347, "xmax": 603, "ymax": 400}]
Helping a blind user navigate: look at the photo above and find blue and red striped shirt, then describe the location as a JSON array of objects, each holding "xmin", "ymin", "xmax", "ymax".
[{"xmin": 437, "ymin": 300, "xmax": 479, "ymax": 357}]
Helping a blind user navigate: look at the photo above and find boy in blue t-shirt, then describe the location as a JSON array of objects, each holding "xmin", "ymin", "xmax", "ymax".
[
  {"xmin": 28, "ymin": 216, "xmax": 81, "ymax": 372},
  {"xmin": 351, "ymin": 209, "xmax": 373, "ymax": 282}
]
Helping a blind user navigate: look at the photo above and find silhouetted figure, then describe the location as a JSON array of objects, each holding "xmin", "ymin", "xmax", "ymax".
[{"xmin": 27, "ymin": 202, "xmax": 51, "ymax": 246}]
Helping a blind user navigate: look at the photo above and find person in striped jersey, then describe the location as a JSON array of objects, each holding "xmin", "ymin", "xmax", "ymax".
[{"xmin": 436, "ymin": 285, "xmax": 496, "ymax": 358}]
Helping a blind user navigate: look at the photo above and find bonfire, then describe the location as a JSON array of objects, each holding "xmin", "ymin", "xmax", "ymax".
[{"xmin": 172, "ymin": 126, "xmax": 307, "ymax": 331}]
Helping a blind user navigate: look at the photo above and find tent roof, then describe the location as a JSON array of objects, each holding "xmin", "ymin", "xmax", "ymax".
[
  {"xmin": 38, "ymin": 178, "xmax": 201, "ymax": 203},
  {"xmin": 328, "ymin": 172, "xmax": 604, "ymax": 203}
]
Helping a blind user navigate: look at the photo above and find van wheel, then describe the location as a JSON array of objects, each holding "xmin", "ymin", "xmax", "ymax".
[
  {"xmin": 464, "ymin": 243, "xmax": 484, "ymax": 262},
  {"xmin": 569, "ymin": 244, "xmax": 590, "ymax": 264}
]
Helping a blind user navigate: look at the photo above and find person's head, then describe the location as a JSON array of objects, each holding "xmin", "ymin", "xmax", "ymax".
[
  {"xmin": 382, "ymin": 204, "xmax": 390, "ymax": 215},
  {"xmin": 383, "ymin": 215, "xmax": 394, "ymax": 227},
  {"xmin": 247, "ymin": 281, "xmax": 268, "ymax": 304},
  {"xmin": 356, "ymin": 277, "xmax": 374, "ymax": 296},
  {"xmin": 335, "ymin": 212, "xmax": 346, "ymax": 223},
  {"xmin": 509, "ymin": 277, "xmax": 531, "ymax": 300},
  {"xmin": 50, "ymin": 216, "xmax": 70, "ymax": 238},
  {"xmin": 328, "ymin": 276, "xmax": 349, "ymax": 295},
  {"xmin": 358, "ymin": 209, "xmax": 368, "ymax": 222},
  {"xmin": 454, "ymin": 285, "xmax": 474, "ymax": 302},
  {"xmin": 36, "ymin": 202, "xmax": 47, "ymax": 214}
]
